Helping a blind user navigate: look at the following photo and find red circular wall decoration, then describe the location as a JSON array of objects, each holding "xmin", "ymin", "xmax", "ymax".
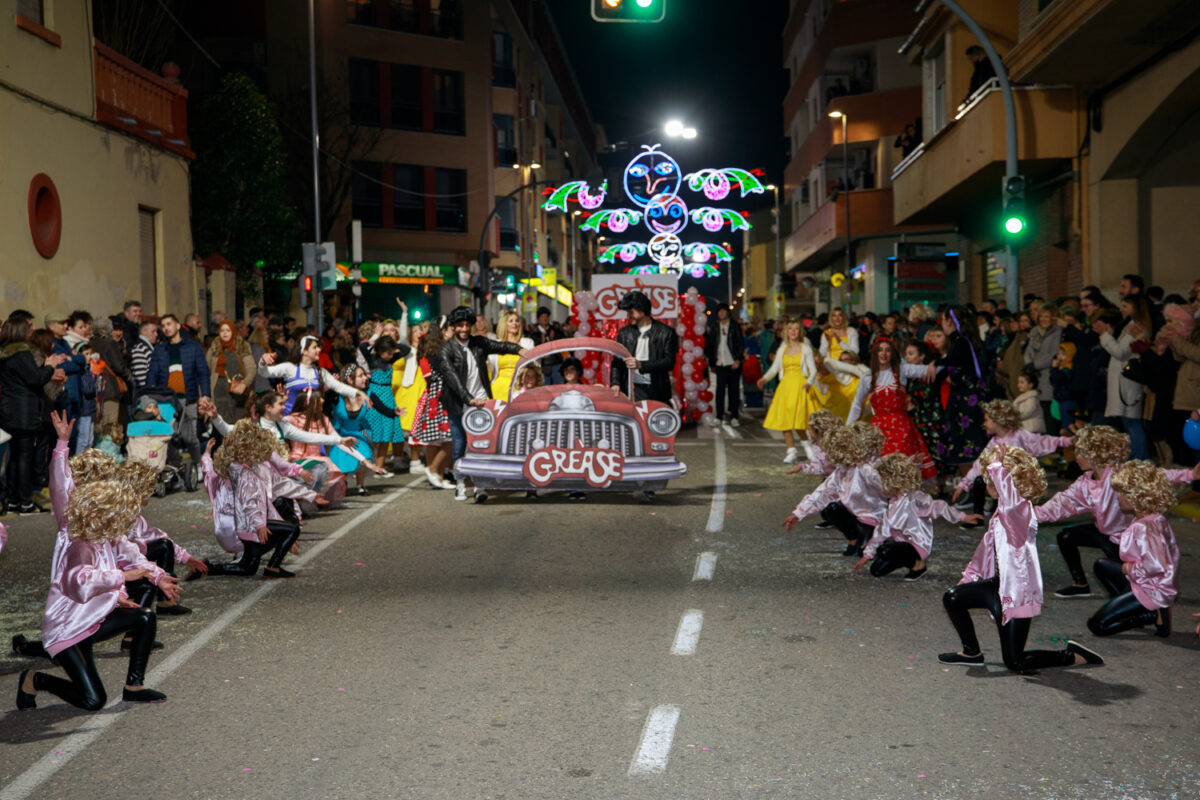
[{"xmin": 27, "ymin": 173, "xmax": 62, "ymax": 259}]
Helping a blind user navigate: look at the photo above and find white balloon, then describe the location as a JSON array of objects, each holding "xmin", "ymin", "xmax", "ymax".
[
  {"xmin": 687, "ymin": 286, "xmax": 699, "ymax": 295},
  {"xmin": 684, "ymin": 380, "xmax": 696, "ymax": 392},
  {"xmin": 693, "ymin": 325, "xmax": 706, "ymax": 336},
  {"xmin": 696, "ymin": 401, "xmax": 709, "ymax": 412},
  {"xmin": 578, "ymin": 324, "xmax": 591, "ymax": 335},
  {"xmin": 697, "ymin": 380, "xmax": 709, "ymax": 391},
  {"xmin": 675, "ymin": 323, "xmax": 687, "ymax": 336},
  {"xmin": 584, "ymin": 368, "xmax": 596, "ymax": 380}
]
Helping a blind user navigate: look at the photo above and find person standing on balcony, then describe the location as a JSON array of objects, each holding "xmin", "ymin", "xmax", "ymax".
[
  {"xmin": 965, "ymin": 46, "xmax": 996, "ymax": 102},
  {"xmin": 705, "ymin": 303, "xmax": 745, "ymax": 428}
]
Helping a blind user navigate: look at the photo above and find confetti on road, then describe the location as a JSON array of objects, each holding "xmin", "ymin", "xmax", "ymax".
[
  {"xmin": 337, "ymin": 687, "xmax": 345, "ymax": 691},
  {"xmin": 353, "ymin": 562, "xmax": 365, "ymax": 566},
  {"xmin": 242, "ymin": 768, "xmax": 252, "ymax": 772}
]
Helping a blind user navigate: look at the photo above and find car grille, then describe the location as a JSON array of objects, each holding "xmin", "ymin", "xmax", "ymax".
[{"xmin": 501, "ymin": 415, "xmax": 639, "ymax": 456}]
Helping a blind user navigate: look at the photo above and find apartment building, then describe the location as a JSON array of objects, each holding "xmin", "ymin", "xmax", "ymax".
[
  {"xmin": 245, "ymin": 0, "xmax": 599, "ymax": 322},
  {"xmin": 781, "ymin": 0, "xmax": 953, "ymax": 316},
  {"xmin": 891, "ymin": 0, "xmax": 1199, "ymax": 303},
  {"xmin": 1, "ymin": 0, "xmax": 198, "ymax": 317}
]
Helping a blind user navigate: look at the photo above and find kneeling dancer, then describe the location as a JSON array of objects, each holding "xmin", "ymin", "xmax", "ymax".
[{"xmin": 939, "ymin": 445, "xmax": 1103, "ymax": 671}]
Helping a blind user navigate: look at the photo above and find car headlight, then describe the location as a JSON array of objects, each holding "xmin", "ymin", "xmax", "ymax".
[
  {"xmin": 647, "ymin": 408, "xmax": 680, "ymax": 437},
  {"xmin": 463, "ymin": 407, "xmax": 495, "ymax": 435}
]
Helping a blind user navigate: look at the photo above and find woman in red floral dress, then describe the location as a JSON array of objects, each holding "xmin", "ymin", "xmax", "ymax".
[{"xmin": 827, "ymin": 338, "xmax": 937, "ymax": 480}]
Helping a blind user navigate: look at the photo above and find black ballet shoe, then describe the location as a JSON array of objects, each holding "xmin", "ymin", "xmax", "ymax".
[
  {"xmin": 12, "ymin": 634, "xmax": 27, "ymax": 656},
  {"xmin": 937, "ymin": 651, "xmax": 984, "ymax": 666},
  {"xmin": 1066, "ymin": 640, "xmax": 1104, "ymax": 665},
  {"xmin": 842, "ymin": 542, "xmax": 861, "ymax": 557},
  {"xmin": 122, "ymin": 687, "xmax": 167, "ymax": 703},
  {"xmin": 121, "ymin": 638, "xmax": 164, "ymax": 651},
  {"xmin": 903, "ymin": 567, "xmax": 927, "ymax": 581},
  {"xmin": 262, "ymin": 566, "xmax": 296, "ymax": 579},
  {"xmin": 16, "ymin": 670, "xmax": 36, "ymax": 710},
  {"xmin": 1154, "ymin": 608, "xmax": 1171, "ymax": 638},
  {"xmin": 814, "ymin": 521, "xmax": 834, "ymax": 529},
  {"xmin": 156, "ymin": 603, "xmax": 192, "ymax": 616}
]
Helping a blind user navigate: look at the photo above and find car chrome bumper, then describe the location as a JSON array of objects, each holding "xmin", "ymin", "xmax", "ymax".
[{"xmin": 455, "ymin": 454, "xmax": 687, "ymax": 491}]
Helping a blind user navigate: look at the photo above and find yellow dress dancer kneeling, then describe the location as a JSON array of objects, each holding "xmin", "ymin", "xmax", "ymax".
[
  {"xmin": 490, "ymin": 310, "xmax": 534, "ymax": 401},
  {"xmin": 759, "ymin": 321, "xmax": 827, "ymax": 464},
  {"xmin": 819, "ymin": 309, "xmax": 861, "ymax": 422}
]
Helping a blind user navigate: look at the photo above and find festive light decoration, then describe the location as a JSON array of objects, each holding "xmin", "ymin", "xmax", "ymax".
[
  {"xmin": 683, "ymin": 168, "xmax": 766, "ymax": 201},
  {"xmin": 541, "ymin": 179, "xmax": 608, "ymax": 212},
  {"xmin": 597, "ymin": 242, "xmax": 647, "ymax": 263},
  {"xmin": 690, "ymin": 207, "xmax": 750, "ymax": 233},
  {"xmin": 579, "ymin": 208, "xmax": 644, "ymax": 233},
  {"xmin": 544, "ymin": 144, "xmax": 764, "ymax": 280}
]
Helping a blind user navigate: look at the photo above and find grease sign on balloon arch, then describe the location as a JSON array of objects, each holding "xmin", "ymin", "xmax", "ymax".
[{"xmin": 571, "ymin": 274, "xmax": 716, "ymax": 424}]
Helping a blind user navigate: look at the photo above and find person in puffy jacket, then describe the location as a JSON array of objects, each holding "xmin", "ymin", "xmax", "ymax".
[{"xmin": 0, "ymin": 316, "xmax": 67, "ymax": 513}]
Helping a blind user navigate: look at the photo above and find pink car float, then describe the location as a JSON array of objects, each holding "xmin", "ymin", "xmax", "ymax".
[{"xmin": 456, "ymin": 338, "xmax": 687, "ymax": 493}]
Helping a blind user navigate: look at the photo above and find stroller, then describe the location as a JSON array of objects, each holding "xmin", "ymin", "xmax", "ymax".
[{"xmin": 125, "ymin": 387, "xmax": 200, "ymax": 496}]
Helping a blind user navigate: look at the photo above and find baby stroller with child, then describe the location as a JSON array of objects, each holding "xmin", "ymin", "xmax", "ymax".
[{"xmin": 125, "ymin": 387, "xmax": 201, "ymax": 495}]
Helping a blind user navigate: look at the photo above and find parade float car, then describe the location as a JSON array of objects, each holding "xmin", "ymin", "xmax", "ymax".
[{"xmin": 456, "ymin": 337, "xmax": 687, "ymax": 493}]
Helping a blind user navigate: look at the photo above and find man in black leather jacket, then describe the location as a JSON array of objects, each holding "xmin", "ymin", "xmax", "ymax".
[
  {"xmin": 610, "ymin": 291, "xmax": 678, "ymax": 404},
  {"xmin": 703, "ymin": 303, "xmax": 745, "ymax": 426},
  {"xmin": 437, "ymin": 305, "xmax": 527, "ymax": 502}
]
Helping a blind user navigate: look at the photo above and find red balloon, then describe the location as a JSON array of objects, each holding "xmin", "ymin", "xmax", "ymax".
[{"xmin": 698, "ymin": 390, "xmax": 713, "ymax": 402}]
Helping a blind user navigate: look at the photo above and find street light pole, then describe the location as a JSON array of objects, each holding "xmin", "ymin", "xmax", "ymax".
[
  {"xmin": 476, "ymin": 177, "xmax": 560, "ymax": 310},
  {"xmin": 306, "ymin": 0, "xmax": 321, "ymax": 328},
  {"xmin": 769, "ymin": 183, "xmax": 781, "ymax": 317},
  {"xmin": 829, "ymin": 110, "xmax": 851, "ymax": 310}
]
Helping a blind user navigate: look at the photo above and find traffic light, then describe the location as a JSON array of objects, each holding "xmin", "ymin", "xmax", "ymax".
[
  {"xmin": 299, "ymin": 275, "xmax": 312, "ymax": 308},
  {"xmin": 591, "ymin": 0, "xmax": 665, "ymax": 23},
  {"xmin": 1002, "ymin": 175, "xmax": 1027, "ymax": 237}
]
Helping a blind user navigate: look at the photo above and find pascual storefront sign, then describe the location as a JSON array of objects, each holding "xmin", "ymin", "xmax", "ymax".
[{"xmin": 338, "ymin": 263, "xmax": 459, "ymax": 285}]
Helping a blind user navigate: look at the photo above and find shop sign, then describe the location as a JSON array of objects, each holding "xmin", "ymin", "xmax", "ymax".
[{"xmin": 337, "ymin": 262, "xmax": 459, "ymax": 285}]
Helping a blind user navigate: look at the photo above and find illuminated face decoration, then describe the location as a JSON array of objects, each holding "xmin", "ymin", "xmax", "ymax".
[
  {"xmin": 645, "ymin": 193, "xmax": 688, "ymax": 235},
  {"xmin": 624, "ymin": 145, "xmax": 681, "ymax": 208},
  {"xmin": 648, "ymin": 232, "xmax": 683, "ymax": 267}
]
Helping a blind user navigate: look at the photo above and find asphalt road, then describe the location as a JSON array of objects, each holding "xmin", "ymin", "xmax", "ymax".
[{"xmin": 2, "ymin": 415, "xmax": 1199, "ymax": 799}]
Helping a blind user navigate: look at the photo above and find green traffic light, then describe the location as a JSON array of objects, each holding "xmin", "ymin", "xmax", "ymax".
[{"xmin": 1004, "ymin": 216, "xmax": 1026, "ymax": 235}]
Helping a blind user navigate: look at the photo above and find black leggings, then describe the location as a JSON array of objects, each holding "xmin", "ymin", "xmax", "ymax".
[
  {"xmin": 1057, "ymin": 524, "xmax": 1119, "ymax": 586},
  {"xmin": 1087, "ymin": 558, "xmax": 1159, "ymax": 636},
  {"xmin": 820, "ymin": 502, "xmax": 875, "ymax": 545},
  {"xmin": 942, "ymin": 577, "xmax": 1075, "ymax": 672},
  {"xmin": 968, "ymin": 476, "xmax": 987, "ymax": 516},
  {"xmin": 4, "ymin": 428, "xmax": 38, "ymax": 506},
  {"xmin": 205, "ymin": 520, "xmax": 300, "ymax": 577},
  {"xmin": 870, "ymin": 540, "xmax": 920, "ymax": 577},
  {"xmin": 31, "ymin": 606, "xmax": 157, "ymax": 710}
]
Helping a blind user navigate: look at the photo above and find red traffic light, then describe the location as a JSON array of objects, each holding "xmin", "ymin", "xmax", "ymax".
[{"xmin": 303, "ymin": 275, "xmax": 313, "ymax": 292}]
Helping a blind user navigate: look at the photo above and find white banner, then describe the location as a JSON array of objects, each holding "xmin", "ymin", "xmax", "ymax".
[{"xmin": 590, "ymin": 274, "xmax": 679, "ymax": 321}]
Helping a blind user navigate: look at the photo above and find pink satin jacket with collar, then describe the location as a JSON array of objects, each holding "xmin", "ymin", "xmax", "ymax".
[
  {"xmin": 792, "ymin": 462, "xmax": 886, "ymax": 526},
  {"xmin": 957, "ymin": 430, "xmax": 1071, "ymax": 493},
  {"xmin": 864, "ymin": 491, "xmax": 963, "ymax": 560},
  {"xmin": 1035, "ymin": 465, "xmax": 1193, "ymax": 539},
  {"xmin": 1119, "ymin": 514, "xmax": 1179, "ymax": 610}
]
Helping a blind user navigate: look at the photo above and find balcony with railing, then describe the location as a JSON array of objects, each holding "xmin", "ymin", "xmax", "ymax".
[
  {"xmin": 93, "ymin": 41, "xmax": 193, "ymax": 160},
  {"xmin": 784, "ymin": 188, "xmax": 941, "ymax": 271},
  {"xmin": 890, "ymin": 84, "xmax": 1076, "ymax": 225}
]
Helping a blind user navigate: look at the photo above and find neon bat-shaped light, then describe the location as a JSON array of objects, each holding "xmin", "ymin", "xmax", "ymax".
[
  {"xmin": 625, "ymin": 263, "xmax": 721, "ymax": 278},
  {"xmin": 682, "ymin": 243, "xmax": 734, "ymax": 263},
  {"xmin": 597, "ymin": 242, "xmax": 648, "ymax": 264},
  {"xmin": 579, "ymin": 209, "xmax": 644, "ymax": 234},
  {"xmin": 541, "ymin": 180, "xmax": 608, "ymax": 213},
  {"xmin": 691, "ymin": 207, "xmax": 751, "ymax": 233},
  {"xmin": 683, "ymin": 168, "xmax": 766, "ymax": 201}
]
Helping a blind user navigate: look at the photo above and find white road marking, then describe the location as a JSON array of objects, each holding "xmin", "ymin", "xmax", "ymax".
[
  {"xmin": 705, "ymin": 437, "xmax": 726, "ymax": 533},
  {"xmin": 692, "ymin": 552, "xmax": 717, "ymax": 581},
  {"xmin": 629, "ymin": 704, "xmax": 682, "ymax": 776},
  {"xmin": 721, "ymin": 423, "xmax": 742, "ymax": 439},
  {"xmin": 670, "ymin": 610, "xmax": 704, "ymax": 655},
  {"xmin": 730, "ymin": 442, "xmax": 788, "ymax": 447},
  {"xmin": 0, "ymin": 476, "xmax": 426, "ymax": 800}
]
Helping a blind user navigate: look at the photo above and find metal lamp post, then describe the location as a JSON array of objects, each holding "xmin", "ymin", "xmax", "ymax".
[{"xmin": 828, "ymin": 110, "xmax": 851, "ymax": 309}]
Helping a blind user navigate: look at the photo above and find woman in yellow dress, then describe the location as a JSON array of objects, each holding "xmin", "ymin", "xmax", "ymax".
[
  {"xmin": 489, "ymin": 310, "xmax": 533, "ymax": 401},
  {"xmin": 758, "ymin": 321, "xmax": 827, "ymax": 464},
  {"xmin": 819, "ymin": 308, "xmax": 861, "ymax": 421},
  {"xmin": 393, "ymin": 320, "xmax": 429, "ymax": 472}
]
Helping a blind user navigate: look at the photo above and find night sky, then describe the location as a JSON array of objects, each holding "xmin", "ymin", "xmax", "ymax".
[{"xmin": 547, "ymin": 1, "xmax": 789, "ymax": 303}]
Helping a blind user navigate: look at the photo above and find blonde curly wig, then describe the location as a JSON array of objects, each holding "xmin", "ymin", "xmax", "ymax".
[
  {"xmin": 1111, "ymin": 460, "xmax": 1175, "ymax": 517},
  {"xmin": 1073, "ymin": 425, "xmax": 1130, "ymax": 469},
  {"xmin": 850, "ymin": 421, "xmax": 886, "ymax": 457},
  {"xmin": 67, "ymin": 480, "xmax": 140, "ymax": 543},
  {"xmin": 807, "ymin": 409, "xmax": 842, "ymax": 441},
  {"xmin": 877, "ymin": 453, "xmax": 921, "ymax": 496},
  {"xmin": 116, "ymin": 459, "xmax": 158, "ymax": 500},
  {"xmin": 69, "ymin": 448, "xmax": 117, "ymax": 486},
  {"xmin": 216, "ymin": 419, "xmax": 279, "ymax": 478},
  {"xmin": 979, "ymin": 446, "xmax": 1047, "ymax": 501},
  {"xmin": 982, "ymin": 399, "xmax": 1020, "ymax": 433},
  {"xmin": 357, "ymin": 320, "xmax": 376, "ymax": 340},
  {"xmin": 823, "ymin": 426, "xmax": 869, "ymax": 469}
]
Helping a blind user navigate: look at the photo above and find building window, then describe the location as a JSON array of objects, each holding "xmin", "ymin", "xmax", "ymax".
[
  {"xmin": 431, "ymin": 0, "xmax": 463, "ymax": 40},
  {"xmin": 138, "ymin": 207, "xmax": 159, "ymax": 314},
  {"xmin": 390, "ymin": 63, "xmax": 422, "ymax": 130},
  {"xmin": 544, "ymin": 125, "xmax": 558, "ymax": 161},
  {"xmin": 431, "ymin": 70, "xmax": 465, "ymax": 135},
  {"xmin": 348, "ymin": 58, "xmax": 381, "ymax": 126},
  {"xmin": 496, "ymin": 196, "xmax": 518, "ymax": 250},
  {"xmin": 346, "ymin": 0, "xmax": 419, "ymax": 34},
  {"xmin": 17, "ymin": 0, "xmax": 43, "ymax": 24},
  {"xmin": 434, "ymin": 168, "xmax": 467, "ymax": 232},
  {"xmin": 493, "ymin": 31, "xmax": 516, "ymax": 87},
  {"xmin": 494, "ymin": 114, "xmax": 517, "ymax": 165},
  {"xmin": 352, "ymin": 162, "xmax": 383, "ymax": 227},
  {"xmin": 392, "ymin": 164, "xmax": 425, "ymax": 230}
]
